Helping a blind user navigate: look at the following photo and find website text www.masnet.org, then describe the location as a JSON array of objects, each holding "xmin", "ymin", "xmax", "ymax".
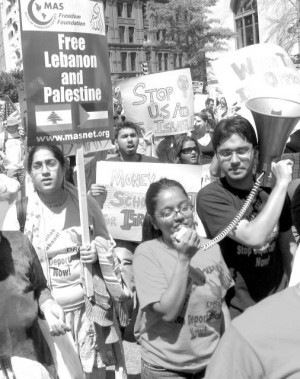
[{"xmin": 36, "ymin": 129, "xmax": 110, "ymax": 143}]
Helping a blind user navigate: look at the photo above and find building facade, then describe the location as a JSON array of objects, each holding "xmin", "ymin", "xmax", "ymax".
[
  {"xmin": 0, "ymin": 0, "xmax": 185, "ymax": 78},
  {"xmin": 104, "ymin": 0, "xmax": 185, "ymax": 78},
  {"xmin": 207, "ymin": 0, "xmax": 300, "ymax": 91},
  {"xmin": 0, "ymin": 0, "xmax": 22, "ymax": 71},
  {"xmin": 0, "ymin": 0, "xmax": 298, "ymax": 77}
]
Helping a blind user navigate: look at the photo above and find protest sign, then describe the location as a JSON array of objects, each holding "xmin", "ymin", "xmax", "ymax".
[
  {"xmin": 62, "ymin": 139, "xmax": 113, "ymax": 156},
  {"xmin": 119, "ymin": 69, "xmax": 194, "ymax": 137},
  {"xmin": 97, "ymin": 161, "xmax": 211, "ymax": 241},
  {"xmin": 19, "ymin": 0, "xmax": 113, "ymax": 146},
  {"xmin": 212, "ymin": 44, "xmax": 300, "ymax": 107}
]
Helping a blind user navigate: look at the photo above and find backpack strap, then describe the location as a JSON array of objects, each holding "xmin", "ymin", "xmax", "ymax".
[{"xmin": 16, "ymin": 196, "xmax": 28, "ymax": 232}]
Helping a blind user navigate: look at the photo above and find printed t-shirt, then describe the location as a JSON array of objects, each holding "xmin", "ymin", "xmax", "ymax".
[
  {"xmin": 197, "ymin": 178, "xmax": 291, "ymax": 315},
  {"xmin": 41, "ymin": 195, "xmax": 84, "ymax": 311},
  {"xmin": 133, "ymin": 237, "xmax": 234, "ymax": 373},
  {"xmin": 205, "ymin": 285, "xmax": 300, "ymax": 379}
]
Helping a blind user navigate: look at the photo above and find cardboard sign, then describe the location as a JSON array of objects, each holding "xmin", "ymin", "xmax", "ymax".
[
  {"xmin": 19, "ymin": 0, "xmax": 113, "ymax": 146},
  {"xmin": 119, "ymin": 69, "xmax": 194, "ymax": 137},
  {"xmin": 96, "ymin": 161, "xmax": 211, "ymax": 241},
  {"xmin": 212, "ymin": 44, "xmax": 300, "ymax": 107}
]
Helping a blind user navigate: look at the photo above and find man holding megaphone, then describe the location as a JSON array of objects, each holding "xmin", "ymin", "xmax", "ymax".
[{"xmin": 197, "ymin": 115, "xmax": 297, "ymax": 319}]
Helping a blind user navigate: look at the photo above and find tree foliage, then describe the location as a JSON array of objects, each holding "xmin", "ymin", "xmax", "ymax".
[
  {"xmin": 146, "ymin": 0, "xmax": 234, "ymax": 84},
  {"xmin": 262, "ymin": 0, "xmax": 299, "ymax": 57},
  {"xmin": 0, "ymin": 69, "xmax": 24, "ymax": 103}
]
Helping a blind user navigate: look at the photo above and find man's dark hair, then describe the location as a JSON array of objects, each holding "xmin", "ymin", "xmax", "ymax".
[
  {"xmin": 212, "ymin": 115, "xmax": 258, "ymax": 152},
  {"xmin": 114, "ymin": 121, "xmax": 140, "ymax": 139},
  {"xmin": 205, "ymin": 98, "xmax": 214, "ymax": 107}
]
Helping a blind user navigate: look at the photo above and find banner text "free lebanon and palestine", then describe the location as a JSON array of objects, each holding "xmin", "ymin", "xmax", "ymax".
[{"xmin": 43, "ymin": 34, "xmax": 101, "ymax": 103}]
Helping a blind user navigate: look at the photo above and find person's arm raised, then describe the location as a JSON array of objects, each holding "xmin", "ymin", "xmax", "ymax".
[
  {"xmin": 228, "ymin": 159, "xmax": 293, "ymax": 247},
  {"xmin": 151, "ymin": 229, "xmax": 201, "ymax": 322}
]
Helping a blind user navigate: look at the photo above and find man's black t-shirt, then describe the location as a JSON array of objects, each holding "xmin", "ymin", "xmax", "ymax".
[{"xmin": 197, "ymin": 177, "xmax": 291, "ymax": 317}]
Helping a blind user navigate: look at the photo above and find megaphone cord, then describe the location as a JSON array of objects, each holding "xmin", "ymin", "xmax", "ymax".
[{"xmin": 200, "ymin": 172, "xmax": 264, "ymax": 251}]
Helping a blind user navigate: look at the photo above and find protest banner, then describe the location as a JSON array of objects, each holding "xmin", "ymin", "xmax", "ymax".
[
  {"xmin": 96, "ymin": 161, "xmax": 211, "ymax": 241},
  {"xmin": 212, "ymin": 44, "xmax": 300, "ymax": 108},
  {"xmin": 62, "ymin": 139, "xmax": 113, "ymax": 156},
  {"xmin": 119, "ymin": 69, "xmax": 194, "ymax": 137},
  {"xmin": 19, "ymin": 0, "xmax": 114, "ymax": 146},
  {"xmin": 19, "ymin": 0, "xmax": 113, "ymax": 297}
]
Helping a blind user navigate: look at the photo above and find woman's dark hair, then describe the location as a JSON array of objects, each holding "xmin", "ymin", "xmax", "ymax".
[
  {"xmin": 27, "ymin": 144, "xmax": 65, "ymax": 173},
  {"xmin": 212, "ymin": 115, "xmax": 258, "ymax": 152},
  {"xmin": 219, "ymin": 96, "xmax": 228, "ymax": 108},
  {"xmin": 155, "ymin": 135, "xmax": 177, "ymax": 163},
  {"xmin": 175, "ymin": 135, "xmax": 200, "ymax": 163},
  {"xmin": 194, "ymin": 110, "xmax": 209, "ymax": 123},
  {"xmin": 142, "ymin": 178, "xmax": 188, "ymax": 241},
  {"xmin": 201, "ymin": 108, "xmax": 215, "ymax": 129}
]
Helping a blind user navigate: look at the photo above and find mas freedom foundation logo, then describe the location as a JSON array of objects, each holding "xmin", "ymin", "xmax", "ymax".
[{"xmin": 26, "ymin": 0, "xmax": 63, "ymax": 29}]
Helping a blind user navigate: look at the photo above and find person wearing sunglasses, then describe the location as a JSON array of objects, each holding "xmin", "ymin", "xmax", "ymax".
[
  {"xmin": 175, "ymin": 136, "xmax": 201, "ymax": 165},
  {"xmin": 133, "ymin": 178, "xmax": 234, "ymax": 378},
  {"xmin": 197, "ymin": 115, "xmax": 296, "ymax": 320}
]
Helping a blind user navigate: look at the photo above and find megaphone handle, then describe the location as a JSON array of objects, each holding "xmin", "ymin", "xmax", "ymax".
[{"xmin": 200, "ymin": 172, "xmax": 264, "ymax": 251}]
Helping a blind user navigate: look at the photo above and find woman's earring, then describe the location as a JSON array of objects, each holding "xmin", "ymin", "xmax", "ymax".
[{"xmin": 62, "ymin": 176, "xmax": 67, "ymax": 192}]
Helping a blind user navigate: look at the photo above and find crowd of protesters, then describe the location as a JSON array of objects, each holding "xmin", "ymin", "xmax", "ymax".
[{"xmin": 1, "ymin": 93, "xmax": 300, "ymax": 379}]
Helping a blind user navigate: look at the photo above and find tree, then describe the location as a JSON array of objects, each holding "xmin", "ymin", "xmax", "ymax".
[
  {"xmin": 0, "ymin": 69, "xmax": 24, "ymax": 103},
  {"xmin": 47, "ymin": 111, "xmax": 62, "ymax": 124},
  {"xmin": 146, "ymin": 0, "xmax": 234, "ymax": 87},
  {"xmin": 262, "ymin": 0, "xmax": 300, "ymax": 60}
]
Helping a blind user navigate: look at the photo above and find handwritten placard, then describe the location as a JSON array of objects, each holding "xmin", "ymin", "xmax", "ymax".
[
  {"xmin": 212, "ymin": 44, "xmax": 300, "ymax": 107},
  {"xmin": 96, "ymin": 161, "xmax": 211, "ymax": 241},
  {"xmin": 119, "ymin": 69, "xmax": 194, "ymax": 137}
]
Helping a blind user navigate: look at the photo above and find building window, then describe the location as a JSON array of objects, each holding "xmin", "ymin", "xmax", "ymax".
[
  {"xmin": 129, "ymin": 27, "xmax": 134, "ymax": 43},
  {"xmin": 121, "ymin": 52, "xmax": 127, "ymax": 71},
  {"xmin": 142, "ymin": 4, "xmax": 147, "ymax": 20},
  {"xmin": 119, "ymin": 26, "xmax": 125, "ymax": 43},
  {"xmin": 164, "ymin": 53, "xmax": 168, "ymax": 70},
  {"xmin": 179, "ymin": 54, "xmax": 183, "ymax": 68},
  {"xmin": 158, "ymin": 53, "xmax": 162, "ymax": 71},
  {"xmin": 117, "ymin": 2, "xmax": 123, "ymax": 17},
  {"xmin": 173, "ymin": 53, "xmax": 177, "ymax": 68},
  {"xmin": 130, "ymin": 52, "xmax": 136, "ymax": 71},
  {"xmin": 127, "ymin": 3, "xmax": 133, "ymax": 18},
  {"xmin": 234, "ymin": 0, "xmax": 259, "ymax": 49},
  {"xmin": 103, "ymin": 1, "xmax": 106, "ymax": 13}
]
